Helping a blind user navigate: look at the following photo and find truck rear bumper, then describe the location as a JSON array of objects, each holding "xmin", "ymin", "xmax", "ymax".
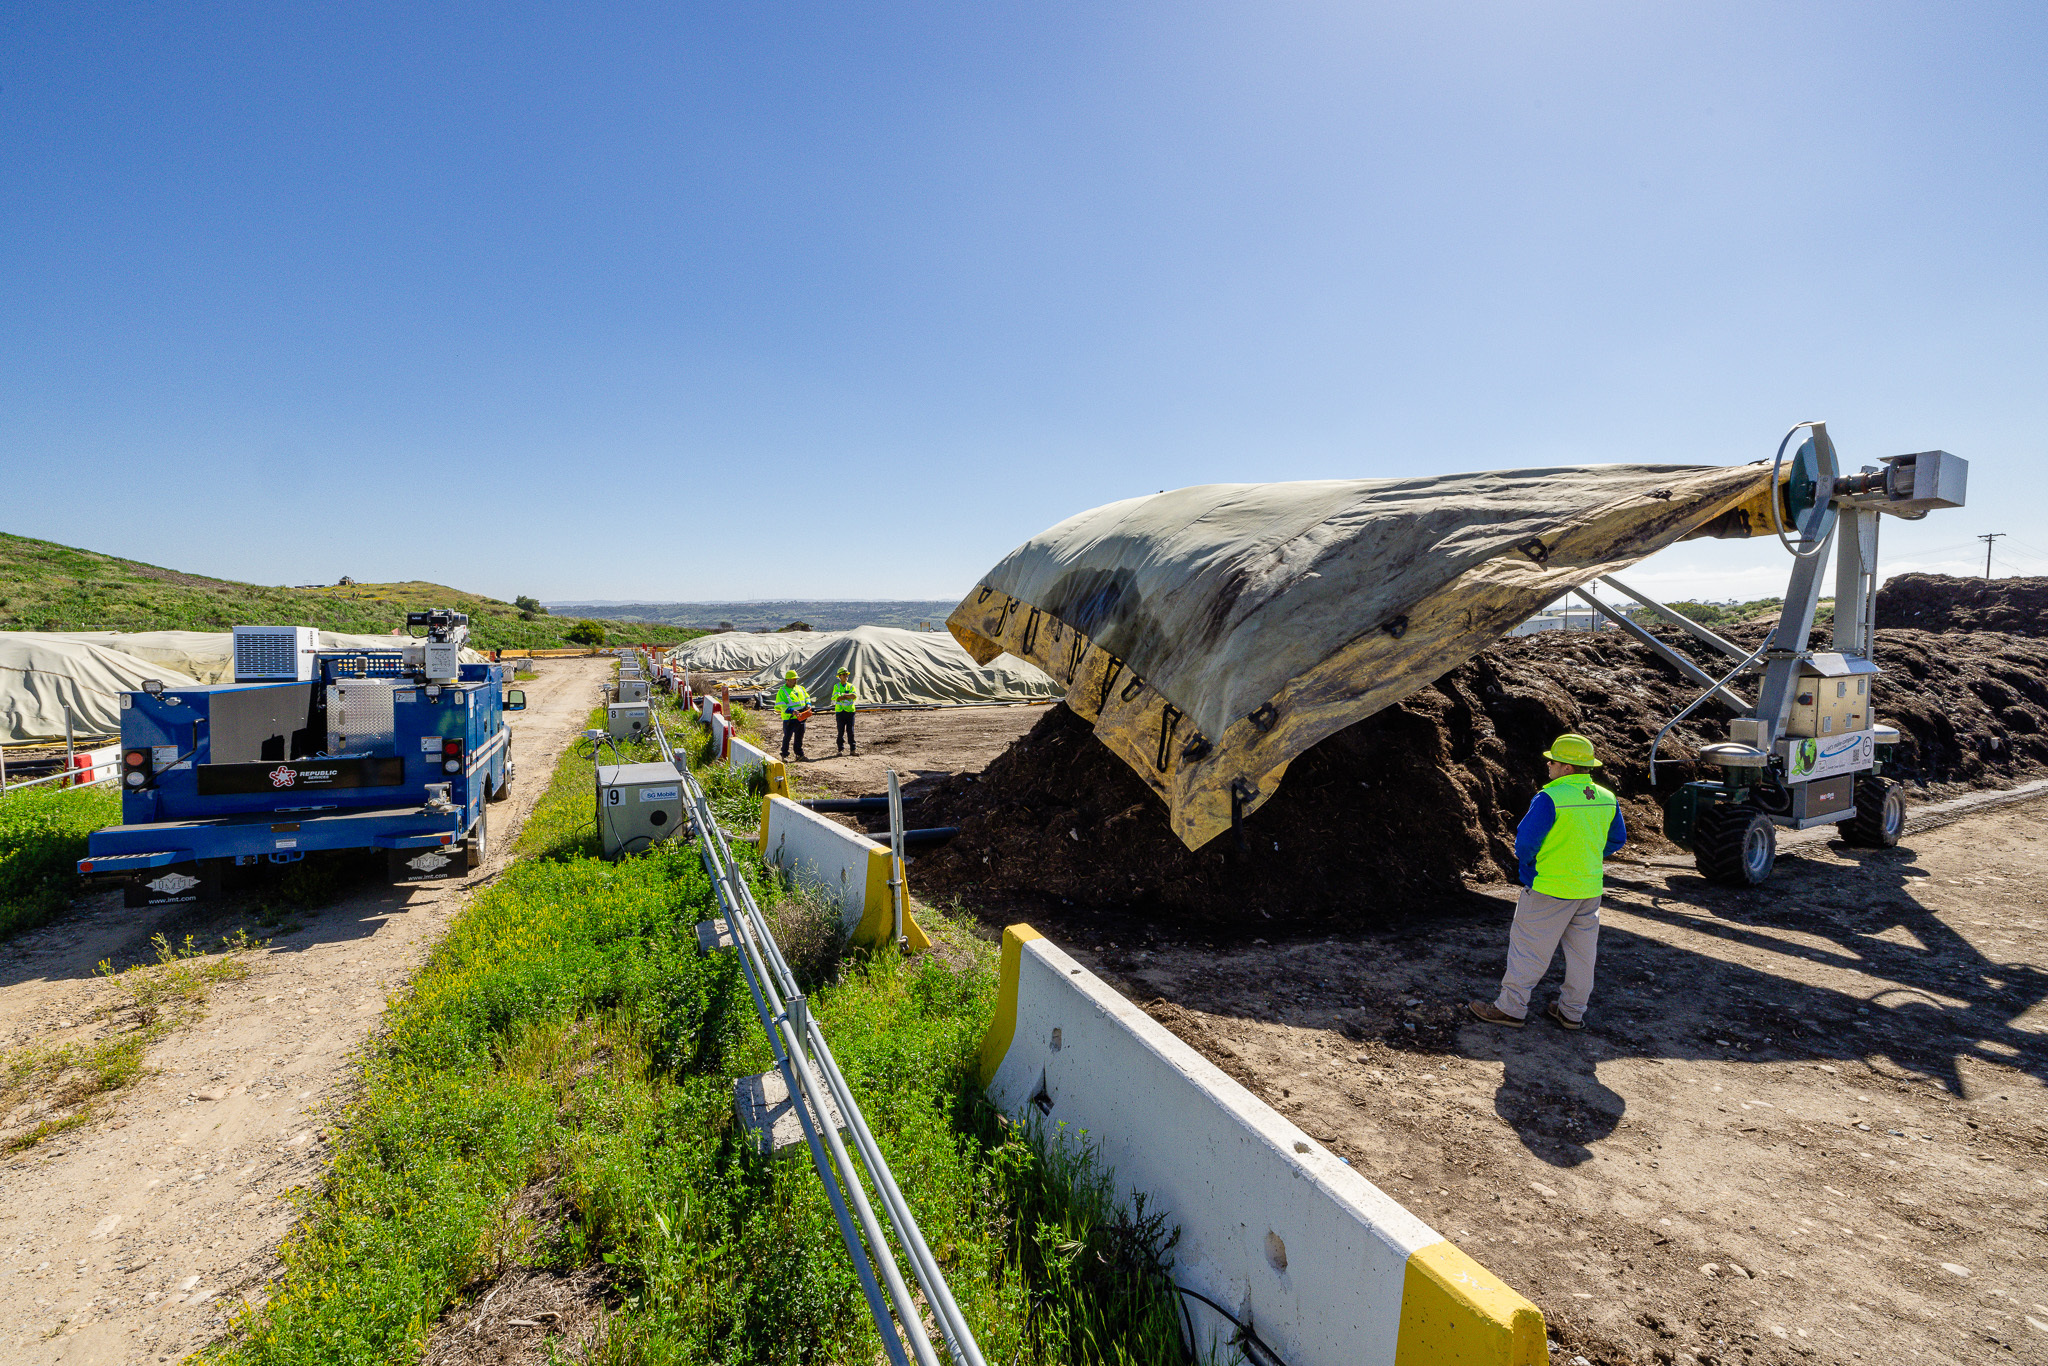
[{"xmin": 84, "ymin": 805, "xmax": 464, "ymax": 870}]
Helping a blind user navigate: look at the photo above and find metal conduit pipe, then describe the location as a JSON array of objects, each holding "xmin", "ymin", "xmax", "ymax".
[
  {"xmin": 654, "ymin": 705, "xmax": 985, "ymax": 1366},
  {"xmin": 684, "ymin": 763, "xmax": 923, "ymax": 1366},
  {"xmin": 718, "ymin": 817, "xmax": 978, "ymax": 1366}
]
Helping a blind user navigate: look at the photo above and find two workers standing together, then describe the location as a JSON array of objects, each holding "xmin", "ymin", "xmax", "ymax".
[{"xmin": 773, "ymin": 667, "xmax": 860, "ymax": 762}]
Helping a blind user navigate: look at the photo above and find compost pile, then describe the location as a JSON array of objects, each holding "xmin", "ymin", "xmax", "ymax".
[
  {"xmin": 1877, "ymin": 573, "xmax": 2048, "ymax": 637},
  {"xmin": 908, "ymin": 627, "xmax": 2048, "ymax": 925}
]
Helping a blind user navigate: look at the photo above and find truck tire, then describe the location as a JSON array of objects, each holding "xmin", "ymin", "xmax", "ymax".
[
  {"xmin": 1843, "ymin": 776, "xmax": 1905, "ymax": 848},
  {"xmin": 1692, "ymin": 803, "xmax": 1777, "ymax": 886},
  {"xmin": 488, "ymin": 769, "xmax": 511, "ymax": 803},
  {"xmin": 466, "ymin": 806, "xmax": 488, "ymax": 870}
]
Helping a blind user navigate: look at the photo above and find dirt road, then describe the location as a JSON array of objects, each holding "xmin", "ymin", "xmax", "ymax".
[
  {"xmin": 0, "ymin": 656, "xmax": 608, "ymax": 1365},
  {"xmin": 1035, "ymin": 796, "xmax": 2048, "ymax": 1365}
]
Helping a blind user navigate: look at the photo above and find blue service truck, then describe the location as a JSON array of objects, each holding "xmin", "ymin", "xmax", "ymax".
[{"xmin": 79, "ymin": 611, "xmax": 525, "ymax": 907}]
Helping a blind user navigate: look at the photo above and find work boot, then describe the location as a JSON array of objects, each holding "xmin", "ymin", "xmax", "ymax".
[
  {"xmin": 1544, "ymin": 1001, "xmax": 1584, "ymax": 1031},
  {"xmin": 1465, "ymin": 1001, "xmax": 1524, "ymax": 1029},
  {"xmin": 836, "ymin": 746, "xmax": 844, "ymax": 756}
]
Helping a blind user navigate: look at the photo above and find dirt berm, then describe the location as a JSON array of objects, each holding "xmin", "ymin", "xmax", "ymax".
[
  {"xmin": 1876, "ymin": 570, "xmax": 2048, "ymax": 636},
  {"xmin": 908, "ymin": 626, "xmax": 2048, "ymax": 929}
]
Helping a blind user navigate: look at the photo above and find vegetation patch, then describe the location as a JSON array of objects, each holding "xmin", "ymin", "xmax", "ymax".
[
  {"xmin": 0, "ymin": 782, "xmax": 122, "ymax": 938},
  {"xmin": 0, "ymin": 930, "xmax": 256, "ymax": 1152},
  {"xmin": 0, "ymin": 531, "xmax": 707, "ymax": 650},
  {"xmin": 205, "ymin": 701, "xmax": 1189, "ymax": 1366}
]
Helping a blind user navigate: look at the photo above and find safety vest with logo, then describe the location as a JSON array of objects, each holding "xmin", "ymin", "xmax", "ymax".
[
  {"xmin": 1532, "ymin": 775, "xmax": 1619, "ymax": 899},
  {"xmin": 774, "ymin": 684, "xmax": 811, "ymax": 720},
  {"xmin": 832, "ymin": 682, "xmax": 856, "ymax": 712}
]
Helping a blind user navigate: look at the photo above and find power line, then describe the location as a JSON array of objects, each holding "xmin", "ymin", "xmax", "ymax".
[{"xmin": 1978, "ymin": 532, "xmax": 2006, "ymax": 579}]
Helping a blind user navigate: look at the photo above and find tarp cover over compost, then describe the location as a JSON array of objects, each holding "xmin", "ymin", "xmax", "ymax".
[
  {"xmin": 669, "ymin": 631, "xmax": 838, "ymax": 672},
  {"xmin": 947, "ymin": 461, "xmax": 1782, "ymax": 849},
  {"xmin": 743, "ymin": 625, "xmax": 1063, "ymax": 706},
  {"xmin": 49, "ymin": 630, "xmax": 485, "ymax": 684},
  {"xmin": 1, "ymin": 633, "xmax": 203, "ymax": 742}
]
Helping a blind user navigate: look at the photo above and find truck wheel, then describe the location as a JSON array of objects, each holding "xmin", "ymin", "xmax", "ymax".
[
  {"xmin": 466, "ymin": 807, "xmax": 488, "ymax": 870},
  {"xmin": 1843, "ymin": 777, "xmax": 1905, "ymax": 848},
  {"xmin": 488, "ymin": 771, "xmax": 511, "ymax": 803},
  {"xmin": 1692, "ymin": 803, "xmax": 1777, "ymax": 886}
]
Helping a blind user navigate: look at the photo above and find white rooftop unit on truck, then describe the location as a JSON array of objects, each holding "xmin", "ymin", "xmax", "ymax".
[{"xmin": 232, "ymin": 626, "xmax": 317, "ymax": 682}]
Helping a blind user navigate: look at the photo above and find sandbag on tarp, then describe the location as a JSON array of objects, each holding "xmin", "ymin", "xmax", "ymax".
[
  {"xmin": 0, "ymin": 633, "xmax": 203, "ymax": 742},
  {"xmin": 948, "ymin": 461, "xmax": 1781, "ymax": 849},
  {"xmin": 672, "ymin": 630, "xmax": 838, "ymax": 672},
  {"xmin": 744, "ymin": 625, "xmax": 1063, "ymax": 706}
]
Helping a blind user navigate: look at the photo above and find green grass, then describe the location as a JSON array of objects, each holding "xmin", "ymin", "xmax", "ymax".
[
  {"xmin": 0, "ymin": 530, "xmax": 708, "ymax": 650},
  {"xmin": 0, "ymin": 782, "xmax": 122, "ymax": 938},
  {"xmin": 2, "ymin": 929, "xmax": 257, "ymax": 1151},
  {"xmin": 203, "ymin": 704, "xmax": 1191, "ymax": 1366}
]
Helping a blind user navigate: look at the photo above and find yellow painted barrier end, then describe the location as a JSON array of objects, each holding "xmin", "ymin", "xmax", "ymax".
[{"xmin": 1397, "ymin": 1240, "xmax": 1546, "ymax": 1366}]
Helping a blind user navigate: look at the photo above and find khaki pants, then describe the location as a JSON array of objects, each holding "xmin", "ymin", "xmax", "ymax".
[{"xmin": 1494, "ymin": 888, "xmax": 1600, "ymax": 1023}]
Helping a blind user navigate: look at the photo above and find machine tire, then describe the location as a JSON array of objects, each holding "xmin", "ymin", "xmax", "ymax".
[
  {"xmin": 1692, "ymin": 802, "xmax": 1777, "ymax": 886},
  {"xmin": 488, "ymin": 769, "xmax": 511, "ymax": 803},
  {"xmin": 1843, "ymin": 776, "xmax": 1905, "ymax": 848},
  {"xmin": 466, "ymin": 806, "xmax": 488, "ymax": 870}
]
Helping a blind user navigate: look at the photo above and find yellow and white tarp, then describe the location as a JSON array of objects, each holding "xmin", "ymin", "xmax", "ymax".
[
  {"xmin": 744, "ymin": 624, "xmax": 1063, "ymax": 706},
  {"xmin": 1, "ymin": 633, "xmax": 203, "ymax": 742},
  {"xmin": 948, "ymin": 462, "xmax": 1781, "ymax": 849}
]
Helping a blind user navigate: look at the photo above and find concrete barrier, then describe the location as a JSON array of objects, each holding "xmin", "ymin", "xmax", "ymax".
[
  {"xmin": 729, "ymin": 734, "xmax": 772, "ymax": 779},
  {"xmin": 980, "ymin": 925, "xmax": 1545, "ymax": 1366},
  {"xmin": 756, "ymin": 795, "xmax": 931, "ymax": 952}
]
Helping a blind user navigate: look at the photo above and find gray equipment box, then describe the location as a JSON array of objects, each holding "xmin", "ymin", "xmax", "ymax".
[
  {"xmin": 616, "ymin": 678, "xmax": 650, "ymax": 703},
  {"xmin": 595, "ymin": 760, "xmax": 684, "ymax": 857},
  {"xmin": 606, "ymin": 702, "xmax": 651, "ymax": 742}
]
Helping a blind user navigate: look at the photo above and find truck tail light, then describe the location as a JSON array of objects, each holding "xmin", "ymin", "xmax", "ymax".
[
  {"xmin": 123, "ymin": 748, "xmax": 154, "ymax": 789},
  {"xmin": 442, "ymin": 738, "xmax": 463, "ymax": 775}
]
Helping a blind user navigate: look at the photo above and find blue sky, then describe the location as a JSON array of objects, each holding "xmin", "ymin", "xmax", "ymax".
[{"xmin": 4, "ymin": 3, "xmax": 2043, "ymax": 605}]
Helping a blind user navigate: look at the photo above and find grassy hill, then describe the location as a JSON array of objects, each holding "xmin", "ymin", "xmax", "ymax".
[{"xmin": 0, "ymin": 532, "xmax": 704, "ymax": 651}]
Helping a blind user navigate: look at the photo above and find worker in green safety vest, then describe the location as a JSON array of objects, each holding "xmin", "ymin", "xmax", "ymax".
[
  {"xmin": 832, "ymin": 668, "xmax": 858, "ymax": 756},
  {"xmin": 1468, "ymin": 733, "xmax": 1626, "ymax": 1031},
  {"xmin": 775, "ymin": 669, "xmax": 812, "ymax": 762}
]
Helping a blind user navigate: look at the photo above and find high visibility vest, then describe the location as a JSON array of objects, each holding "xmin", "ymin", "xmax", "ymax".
[
  {"xmin": 774, "ymin": 684, "xmax": 810, "ymax": 720},
  {"xmin": 1533, "ymin": 774, "xmax": 1618, "ymax": 899},
  {"xmin": 832, "ymin": 682, "xmax": 856, "ymax": 712}
]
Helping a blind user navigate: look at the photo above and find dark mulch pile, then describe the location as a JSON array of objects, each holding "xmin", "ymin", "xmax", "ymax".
[
  {"xmin": 906, "ymin": 628, "xmax": 2048, "ymax": 932},
  {"xmin": 1877, "ymin": 572, "xmax": 2048, "ymax": 636}
]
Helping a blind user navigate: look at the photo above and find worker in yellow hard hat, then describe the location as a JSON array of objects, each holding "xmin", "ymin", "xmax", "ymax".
[
  {"xmin": 1468, "ymin": 733, "xmax": 1625, "ymax": 1031},
  {"xmin": 832, "ymin": 667, "xmax": 858, "ymax": 756},
  {"xmin": 774, "ymin": 668, "xmax": 812, "ymax": 762}
]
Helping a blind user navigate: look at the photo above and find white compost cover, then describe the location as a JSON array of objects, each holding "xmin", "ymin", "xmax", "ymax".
[
  {"xmin": 1, "ymin": 633, "xmax": 203, "ymax": 742},
  {"xmin": 949, "ymin": 461, "xmax": 1780, "ymax": 849},
  {"xmin": 751, "ymin": 625, "xmax": 1062, "ymax": 706},
  {"xmin": 671, "ymin": 630, "xmax": 837, "ymax": 672},
  {"xmin": 48, "ymin": 629, "xmax": 484, "ymax": 683},
  {"xmin": 47, "ymin": 631, "xmax": 240, "ymax": 684}
]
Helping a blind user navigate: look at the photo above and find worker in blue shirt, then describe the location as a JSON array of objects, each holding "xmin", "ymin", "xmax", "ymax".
[{"xmin": 1468, "ymin": 733, "xmax": 1626, "ymax": 1030}]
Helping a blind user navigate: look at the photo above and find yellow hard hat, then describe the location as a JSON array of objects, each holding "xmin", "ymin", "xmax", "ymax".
[
  {"xmin": 784, "ymin": 669, "xmax": 799, "ymax": 680},
  {"xmin": 1544, "ymin": 733, "xmax": 1601, "ymax": 767},
  {"xmin": 837, "ymin": 668, "xmax": 850, "ymax": 676}
]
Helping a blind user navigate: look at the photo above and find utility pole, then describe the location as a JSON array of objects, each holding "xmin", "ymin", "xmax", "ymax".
[{"xmin": 1979, "ymin": 532, "xmax": 2006, "ymax": 579}]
